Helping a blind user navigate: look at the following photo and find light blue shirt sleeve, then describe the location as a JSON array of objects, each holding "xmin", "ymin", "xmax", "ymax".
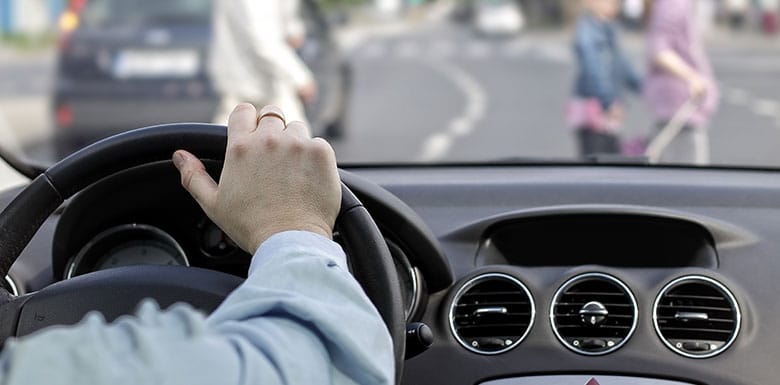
[{"xmin": 0, "ymin": 231, "xmax": 395, "ymax": 385}]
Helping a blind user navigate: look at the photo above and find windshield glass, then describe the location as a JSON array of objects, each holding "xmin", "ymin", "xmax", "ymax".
[{"xmin": 1, "ymin": 0, "xmax": 779, "ymax": 179}]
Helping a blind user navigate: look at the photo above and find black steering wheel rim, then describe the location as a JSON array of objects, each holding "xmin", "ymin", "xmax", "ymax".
[{"xmin": 0, "ymin": 123, "xmax": 405, "ymax": 379}]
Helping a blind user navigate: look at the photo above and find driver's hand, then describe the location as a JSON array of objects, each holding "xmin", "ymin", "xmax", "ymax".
[{"xmin": 172, "ymin": 104, "xmax": 341, "ymax": 254}]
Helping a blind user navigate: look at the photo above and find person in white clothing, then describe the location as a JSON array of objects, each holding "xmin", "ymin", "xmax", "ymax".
[{"xmin": 209, "ymin": 0, "xmax": 317, "ymax": 126}]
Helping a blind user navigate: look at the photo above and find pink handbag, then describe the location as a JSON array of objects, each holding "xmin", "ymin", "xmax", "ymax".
[{"xmin": 566, "ymin": 98, "xmax": 620, "ymax": 133}]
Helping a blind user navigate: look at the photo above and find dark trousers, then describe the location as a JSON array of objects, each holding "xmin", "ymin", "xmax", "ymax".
[{"xmin": 577, "ymin": 127, "xmax": 620, "ymax": 158}]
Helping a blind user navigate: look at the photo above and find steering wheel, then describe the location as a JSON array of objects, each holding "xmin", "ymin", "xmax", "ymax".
[{"xmin": 0, "ymin": 124, "xmax": 405, "ymax": 381}]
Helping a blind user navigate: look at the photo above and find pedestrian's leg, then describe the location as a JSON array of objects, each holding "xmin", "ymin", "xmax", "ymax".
[
  {"xmin": 578, "ymin": 128, "xmax": 620, "ymax": 158},
  {"xmin": 577, "ymin": 128, "xmax": 595, "ymax": 158},
  {"xmin": 270, "ymin": 82, "xmax": 310, "ymax": 128},
  {"xmin": 691, "ymin": 125, "xmax": 710, "ymax": 165},
  {"xmin": 659, "ymin": 125, "xmax": 707, "ymax": 164}
]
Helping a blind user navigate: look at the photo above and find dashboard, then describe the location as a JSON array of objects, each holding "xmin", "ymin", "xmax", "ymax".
[{"xmin": 2, "ymin": 163, "xmax": 779, "ymax": 385}]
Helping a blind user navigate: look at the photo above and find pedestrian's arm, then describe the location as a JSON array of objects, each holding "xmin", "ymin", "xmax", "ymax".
[
  {"xmin": 283, "ymin": 0, "xmax": 307, "ymax": 48},
  {"xmin": 648, "ymin": 1, "xmax": 702, "ymax": 87},
  {"xmin": 654, "ymin": 50, "xmax": 699, "ymax": 84},
  {"xmin": 616, "ymin": 44, "xmax": 643, "ymax": 93}
]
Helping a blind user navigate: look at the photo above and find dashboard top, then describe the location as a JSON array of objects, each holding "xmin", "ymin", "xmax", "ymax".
[{"xmin": 2, "ymin": 164, "xmax": 779, "ymax": 385}]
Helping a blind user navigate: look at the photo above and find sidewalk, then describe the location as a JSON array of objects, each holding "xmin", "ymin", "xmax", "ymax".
[
  {"xmin": 336, "ymin": 0, "xmax": 455, "ymax": 51},
  {"xmin": 0, "ymin": 42, "xmax": 53, "ymax": 184}
]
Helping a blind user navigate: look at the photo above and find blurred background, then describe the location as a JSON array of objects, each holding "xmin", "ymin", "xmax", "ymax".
[{"xmin": 1, "ymin": 0, "xmax": 780, "ymax": 188}]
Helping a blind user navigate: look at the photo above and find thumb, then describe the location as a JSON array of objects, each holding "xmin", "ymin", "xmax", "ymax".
[{"xmin": 173, "ymin": 150, "xmax": 218, "ymax": 214}]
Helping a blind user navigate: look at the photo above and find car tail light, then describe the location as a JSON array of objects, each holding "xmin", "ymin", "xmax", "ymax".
[{"xmin": 56, "ymin": 104, "xmax": 74, "ymax": 128}]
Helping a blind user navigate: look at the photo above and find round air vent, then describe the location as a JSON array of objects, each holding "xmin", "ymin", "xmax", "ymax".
[
  {"xmin": 449, "ymin": 273, "xmax": 535, "ymax": 355},
  {"xmin": 550, "ymin": 273, "xmax": 638, "ymax": 355},
  {"xmin": 653, "ymin": 275, "xmax": 741, "ymax": 358}
]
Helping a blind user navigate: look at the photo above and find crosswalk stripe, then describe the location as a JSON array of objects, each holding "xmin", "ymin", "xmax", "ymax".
[
  {"xmin": 355, "ymin": 38, "xmax": 574, "ymax": 62},
  {"xmin": 753, "ymin": 99, "xmax": 780, "ymax": 118}
]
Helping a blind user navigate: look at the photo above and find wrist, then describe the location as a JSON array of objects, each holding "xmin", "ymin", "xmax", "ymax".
[{"xmin": 250, "ymin": 221, "xmax": 333, "ymax": 253}]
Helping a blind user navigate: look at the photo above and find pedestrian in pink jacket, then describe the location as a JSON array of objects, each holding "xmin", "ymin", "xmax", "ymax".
[{"xmin": 645, "ymin": 0, "xmax": 719, "ymax": 165}]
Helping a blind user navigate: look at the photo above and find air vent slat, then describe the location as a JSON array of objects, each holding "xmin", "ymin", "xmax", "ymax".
[
  {"xmin": 462, "ymin": 291, "xmax": 529, "ymax": 296},
  {"xmin": 456, "ymin": 302, "xmax": 530, "ymax": 307},
  {"xmin": 657, "ymin": 305, "xmax": 733, "ymax": 312},
  {"xmin": 555, "ymin": 313, "xmax": 634, "ymax": 322},
  {"xmin": 551, "ymin": 273, "xmax": 637, "ymax": 356},
  {"xmin": 450, "ymin": 274, "xmax": 535, "ymax": 355},
  {"xmin": 561, "ymin": 292, "xmax": 627, "ymax": 297},
  {"xmin": 656, "ymin": 316, "xmax": 735, "ymax": 324},
  {"xmin": 455, "ymin": 312, "xmax": 532, "ymax": 319},
  {"xmin": 654, "ymin": 276, "xmax": 741, "ymax": 359}
]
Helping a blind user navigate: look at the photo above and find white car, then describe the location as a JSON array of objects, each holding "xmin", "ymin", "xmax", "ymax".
[{"xmin": 474, "ymin": 0, "xmax": 525, "ymax": 37}]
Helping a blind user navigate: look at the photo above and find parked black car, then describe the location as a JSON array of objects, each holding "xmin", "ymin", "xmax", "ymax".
[{"xmin": 53, "ymin": 0, "xmax": 350, "ymax": 159}]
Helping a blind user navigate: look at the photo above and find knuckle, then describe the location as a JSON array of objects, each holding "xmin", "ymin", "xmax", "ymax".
[
  {"xmin": 289, "ymin": 138, "xmax": 306, "ymax": 153},
  {"xmin": 259, "ymin": 133, "xmax": 281, "ymax": 150},
  {"xmin": 311, "ymin": 138, "xmax": 335, "ymax": 159},
  {"xmin": 229, "ymin": 140, "xmax": 250, "ymax": 157}
]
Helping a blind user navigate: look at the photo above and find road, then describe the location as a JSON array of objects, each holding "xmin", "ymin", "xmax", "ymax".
[
  {"xmin": 334, "ymin": 19, "xmax": 780, "ymax": 166},
  {"xmin": 2, "ymin": 16, "xmax": 780, "ymax": 191}
]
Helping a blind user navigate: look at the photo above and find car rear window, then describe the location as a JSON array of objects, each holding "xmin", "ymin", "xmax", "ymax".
[{"xmin": 81, "ymin": 0, "xmax": 211, "ymax": 26}]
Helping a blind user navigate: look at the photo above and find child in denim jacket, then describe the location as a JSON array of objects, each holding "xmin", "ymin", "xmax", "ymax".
[{"xmin": 569, "ymin": 0, "xmax": 643, "ymax": 158}]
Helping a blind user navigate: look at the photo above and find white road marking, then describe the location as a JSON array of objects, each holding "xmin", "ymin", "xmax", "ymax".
[
  {"xmin": 418, "ymin": 133, "xmax": 451, "ymax": 161},
  {"xmin": 726, "ymin": 88, "xmax": 751, "ymax": 106},
  {"xmin": 724, "ymin": 86, "xmax": 780, "ymax": 128},
  {"xmin": 418, "ymin": 60, "xmax": 487, "ymax": 162},
  {"xmin": 752, "ymin": 99, "xmax": 780, "ymax": 118}
]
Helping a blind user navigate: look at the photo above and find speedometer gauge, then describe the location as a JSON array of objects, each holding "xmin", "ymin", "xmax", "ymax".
[{"xmin": 65, "ymin": 224, "xmax": 189, "ymax": 279}]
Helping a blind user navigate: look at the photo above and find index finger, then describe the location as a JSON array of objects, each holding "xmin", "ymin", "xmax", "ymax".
[{"xmin": 227, "ymin": 103, "xmax": 258, "ymax": 138}]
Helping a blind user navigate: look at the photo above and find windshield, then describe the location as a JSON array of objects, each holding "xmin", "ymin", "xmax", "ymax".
[{"xmin": 1, "ymin": 0, "xmax": 779, "ymax": 180}]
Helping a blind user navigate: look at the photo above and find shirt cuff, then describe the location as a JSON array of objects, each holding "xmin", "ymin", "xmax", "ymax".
[{"xmin": 249, "ymin": 231, "xmax": 347, "ymax": 274}]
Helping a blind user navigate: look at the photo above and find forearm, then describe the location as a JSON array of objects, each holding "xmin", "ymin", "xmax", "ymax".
[
  {"xmin": 207, "ymin": 231, "xmax": 394, "ymax": 384},
  {"xmin": 655, "ymin": 49, "xmax": 699, "ymax": 82},
  {"xmin": 0, "ymin": 232, "xmax": 393, "ymax": 385}
]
